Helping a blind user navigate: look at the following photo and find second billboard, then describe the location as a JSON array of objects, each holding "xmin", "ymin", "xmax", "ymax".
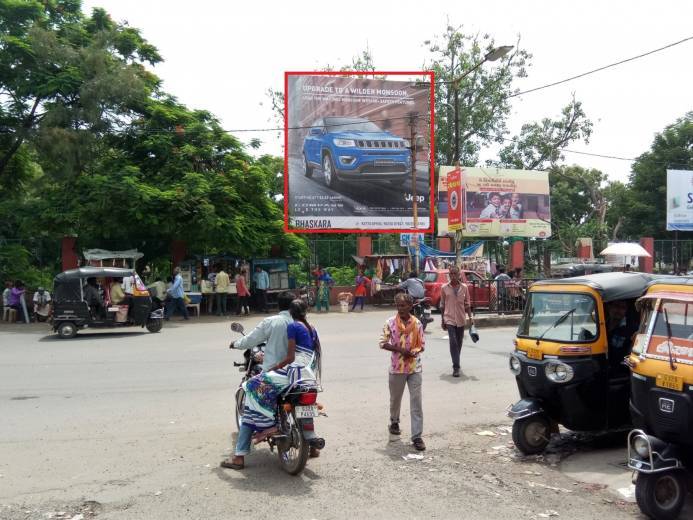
[{"xmin": 438, "ymin": 166, "xmax": 552, "ymax": 238}]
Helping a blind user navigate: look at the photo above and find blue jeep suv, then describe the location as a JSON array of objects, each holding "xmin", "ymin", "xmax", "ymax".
[{"xmin": 302, "ymin": 116, "xmax": 412, "ymax": 188}]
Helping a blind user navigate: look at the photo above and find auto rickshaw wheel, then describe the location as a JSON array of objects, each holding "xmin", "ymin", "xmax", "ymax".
[
  {"xmin": 512, "ymin": 414, "xmax": 551, "ymax": 455},
  {"xmin": 635, "ymin": 470, "xmax": 687, "ymax": 520},
  {"xmin": 57, "ymin": 322, "xmax": 77, "ymax": 339},
  {"xmin": 146, "ymin": 319, "xmax": 163, "ymax": 333}
]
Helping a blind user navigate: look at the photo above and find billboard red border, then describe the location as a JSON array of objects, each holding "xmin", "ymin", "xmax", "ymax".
[{"xmin": 283, "ymin": 70, "xmax": 435, "ymax": 234}]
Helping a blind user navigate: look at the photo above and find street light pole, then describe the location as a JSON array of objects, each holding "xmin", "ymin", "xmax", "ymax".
[
  {"xmin": 409, "ymin": 111, "xmax": 420, "ymax": 274},
  {"xmin": 452, "ymin": 45, "xmax": 513, "ymax": 163}
]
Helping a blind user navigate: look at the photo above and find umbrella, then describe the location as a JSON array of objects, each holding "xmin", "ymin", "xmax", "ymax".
[{"xmin": 599, "ymin": 243, "xmax": 651, "ymax": 258}]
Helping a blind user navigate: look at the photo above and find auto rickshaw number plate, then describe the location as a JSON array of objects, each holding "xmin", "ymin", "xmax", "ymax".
[
  {"xmin": 656, "ymin": 374, "xmax": 684, "ymax": 391},
  {"xmin": 527, "ymin": 347, "xmax": 543, "ymax": 360}
]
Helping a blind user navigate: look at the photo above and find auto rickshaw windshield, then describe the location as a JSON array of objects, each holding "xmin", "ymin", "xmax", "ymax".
[
  {"xmin": 636, "ymin": 300, "xmax": 693, "ymax": 362},
  {"xmin": 518, "ymin": 292, "xmax": 598, "ymax": 342}
]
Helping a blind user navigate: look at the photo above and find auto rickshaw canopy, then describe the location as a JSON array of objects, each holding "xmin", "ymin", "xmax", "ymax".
[
  {"xmin": 531, "ymin": 272, "xmax": 673, "ymax": 303},
  {"xmin": 53, "ymin": 267, "xmax": 136, "ymax": 303}
]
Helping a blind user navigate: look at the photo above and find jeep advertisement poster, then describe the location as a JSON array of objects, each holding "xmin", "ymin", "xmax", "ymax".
[
  {"xmin": 437, "ymin": 166, "xmax": 552, "ymax": 238},
  {"xmin": 285, "ymin": 73, "xmax": 434, "ymax": 232}
]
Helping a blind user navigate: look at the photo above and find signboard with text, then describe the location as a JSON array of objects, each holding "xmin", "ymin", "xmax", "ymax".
[
  {"xmin": 446, "ymin": 167, "xmax": 462, "ymax": 231},
  {"xmin": 666, "ymin": 169, "xmax": 693, "ymax": 231},
  {"xmin": 437, "ymin": 166, "xmax": 551, "ymax": 238},
  {"xmin": 284, "ymin": 72, "xmax": 434, "ymax": 233}
]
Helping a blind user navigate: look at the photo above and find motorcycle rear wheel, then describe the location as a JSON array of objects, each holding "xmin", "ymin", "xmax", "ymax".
[
  {"xmin": 277, "ymin": 411, "xmax": 309, "ymax": 475},
  {"xmin": 235, "ymin": 387, "xmax": 245, "ymax": 431}
]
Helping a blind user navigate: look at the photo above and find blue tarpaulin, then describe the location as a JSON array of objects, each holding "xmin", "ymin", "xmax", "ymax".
[{"xmin": 408, "ymin": 241, "xmax": 483, "ymax": 259}]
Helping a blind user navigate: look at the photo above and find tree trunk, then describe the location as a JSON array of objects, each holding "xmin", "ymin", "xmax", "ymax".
[{"xmin": 0, "ymin": 97, "xmax": 41, "ymax": 177}]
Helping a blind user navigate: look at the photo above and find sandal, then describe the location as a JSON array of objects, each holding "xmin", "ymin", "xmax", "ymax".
[{"xmin": 220, "ymin": 457, "xmax": 244, "ymax": 470}]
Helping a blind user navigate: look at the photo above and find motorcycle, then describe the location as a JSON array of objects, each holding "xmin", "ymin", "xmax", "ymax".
[
  {"xmin": 297, "ymin": 285, "xmax": 316, "ymax": 308},
  {"xmin": 413, "ymin": 297, "xmax": 433, "ymax": 331},
  {"xmin": 229, "ymin": 322, "xmax": 326, "ymax": 475}
]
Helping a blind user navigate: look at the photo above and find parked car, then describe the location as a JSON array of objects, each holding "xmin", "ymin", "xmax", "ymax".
[
  {"xmin": 422, "ymin": 269, "xmax": 490, "ymax": 310},
  {"xmin": 302, "ymin": 116, "xmax": 412, "ymax": 189}
]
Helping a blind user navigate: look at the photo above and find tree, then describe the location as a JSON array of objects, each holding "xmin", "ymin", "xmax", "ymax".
[
  {"xmin": 621, "ymin": 113, "xmax": 693, "ymax": 239},
  {"xmin": 424, "ymin": 25, "xmax": 530, "ymax": 166},
  {"xmin": 495, "ymin": 97, "xmax": 593, "ymax": 171},
  {"xmin": 0, "ymin": 0, "xmax": 161, "ymax": 184}
]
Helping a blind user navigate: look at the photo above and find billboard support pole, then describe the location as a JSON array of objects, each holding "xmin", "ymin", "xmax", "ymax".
[{"xmin": 409, "ymin": 111, "xmax": 420, "ymax": 274}]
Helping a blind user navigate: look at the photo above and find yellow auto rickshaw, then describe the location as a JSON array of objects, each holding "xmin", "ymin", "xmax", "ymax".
[
  {"xmin": 627, "ymin": 278, "xmax": 693, "ymax": 519},
  {"xmin": 508, "ymin": 272, "xmax": 664, "ymax": 454}
]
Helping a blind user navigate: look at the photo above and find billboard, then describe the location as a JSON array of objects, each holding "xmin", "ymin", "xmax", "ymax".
[
  {"xmin": 666, "ymin": 169, "xmax": 693, "ymax": 231},
  {"xmin": 284, "ymin": 72, "xmax": 434, "ymax": 233},
  {"xmin": 438, "ymin": 166, "xmax": 552, "ymax": 238},
  {"xmin": 446, "ymin": 167, "xmax": 462, "ymax": 231}
]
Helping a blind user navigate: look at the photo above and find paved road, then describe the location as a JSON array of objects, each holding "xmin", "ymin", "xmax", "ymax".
[
  {"xmin": 0, "ymin": 311, "xmax": 652, "ymax": 519},
  {"xmin": 287, "ymin": 156, "xmax": 432, "ymax": 218}
]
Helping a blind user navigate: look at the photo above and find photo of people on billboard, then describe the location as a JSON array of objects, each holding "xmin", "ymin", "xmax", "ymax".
[
  {"xmin": 285, "ymin": 73, "xmax": 434, "ymax": 232},
  {"xmin": 437, "ymin": 166, "xmax": 552, "ymax": 238}
]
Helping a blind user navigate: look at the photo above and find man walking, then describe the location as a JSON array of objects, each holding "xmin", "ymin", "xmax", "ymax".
[
  {"xmin": 380, "ymin": 293, "xmax": 426, "ymax": 451},
  {"xmin": 253, "ymin": 265, "xmax": 270, "ymax": 313},
  {"xmin": 440, "ymin": 265, "xmax": 474, "ymax": 377},
  {"xmin": 494, "ymin": 266, "xmax": 511, "ymax": 312},
  {"xmin": 215, "ymin": 266, "xmax": 230, "ymax": 316},
  {"xmin": 165, "ymin": 267, "xmax": 189, "ymax": 321},
  {"xmin": 206, "ymin": 266, "xmax": 217, "ymax": 315}
]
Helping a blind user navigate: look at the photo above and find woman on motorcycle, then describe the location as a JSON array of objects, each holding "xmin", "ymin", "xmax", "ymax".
[{"xmin": 222, "ymin": 299, "xmax": 321, "ymax": 470}]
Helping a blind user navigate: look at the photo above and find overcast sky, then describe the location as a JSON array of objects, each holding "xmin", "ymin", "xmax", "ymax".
[{"xmin": 83, "ymin": 0, "xmax": 693, "ymax": 183}]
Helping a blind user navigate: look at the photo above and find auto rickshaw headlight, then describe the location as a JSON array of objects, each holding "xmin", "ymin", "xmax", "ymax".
[
  {"xmin": 509, "ymin": 355, "xmax": 521, "ymax": 375},
  {"xmin": 633, "ymin": 435, "xmax": 651, "ymax": 458},
  {"xmin": 545, "ymin": 361, "xmax": 574, "ymax": 383}
]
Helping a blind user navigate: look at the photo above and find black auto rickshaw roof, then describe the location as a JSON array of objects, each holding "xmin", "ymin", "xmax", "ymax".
[
  {"xmin": 531, "ymin": 272, "xmax": 672, "ymax": 302},
  {"xmin": 54, "ymin": 267, "xmax": 135, "ymax": 283}
]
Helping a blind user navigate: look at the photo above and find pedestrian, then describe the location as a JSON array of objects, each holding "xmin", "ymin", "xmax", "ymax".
[
  {"xmin": 253, "ymin": 265, "xmax": 270, "ymax": 313},
  {"xmin": 2, "ymin": 281, "xmax": 11, "ymax": 313},
  {"xmin": 8, "ymin": 280, "xmax": 26, "ymax": 322},
  {"xmin": 351, "ymin": 270, "xmax": 370, "ymax": 312},
  {"xmin": 165, "ymin": 267, "xmax": 189, "ymax": 321},
  {"xmin": 379, "ymin": 293, "xmax": 426, "ymax": 451},
  {"xmin": 206, "ymin": 266, "xmax": 217, "ymax": 314},
  {"xmin": 494, "ymin": 266, "xmax": 511, "ymax": 312},
  {"xmin": 215, "ymin": 265, "xmax": 230, "ymax": 316},
  {"xmin": 235, "ymin": 268, "xmax": 251, "ymax": 315},
  {"xmin": 440, "ymin": 265, "xmax": 474, "ymax": 377},
  {"xmin": 315, "ymin": 268, "xmax": 333, "ymax": 313},
  {"xmin": 32, "ymin": 286, "xmax": 52, "ymax": 321}
]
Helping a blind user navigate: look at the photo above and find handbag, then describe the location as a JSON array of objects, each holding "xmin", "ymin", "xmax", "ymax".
[{"xmin": 469, "ymin": 324, "xmax": 480, "ymax": 343}]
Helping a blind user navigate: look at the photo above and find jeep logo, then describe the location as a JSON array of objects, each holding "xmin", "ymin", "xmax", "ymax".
[
  {"xmin": 527, "ymin": 366, "xmax": 537, "ymax": 377},
  {"xmin": 659, "ymin": 398, "xmax": 675, "ymax": 414}
]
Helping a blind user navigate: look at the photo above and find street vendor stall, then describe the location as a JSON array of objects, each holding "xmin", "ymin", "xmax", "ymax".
[
  {"xmin": 352, "ymin": 254, "xmax": 413, "ymax": 306},
  {"xmin": 250, "ymin": 258, "xmax": 294, "ymax": 308}
]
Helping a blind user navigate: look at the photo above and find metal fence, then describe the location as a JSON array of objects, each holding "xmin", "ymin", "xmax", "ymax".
[
  {"xmin": 467, "ymin": 278, "xmax": 536, "ymax": 315},
  {"xmin": 653, "ymin": 240, "xmax": 693, "ymax": 274}
]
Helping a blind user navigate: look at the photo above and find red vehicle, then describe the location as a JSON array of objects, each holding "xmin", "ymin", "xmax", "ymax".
[{"xmin": 422, "ymin": 269, "xmax": 490, "ymax": 310}]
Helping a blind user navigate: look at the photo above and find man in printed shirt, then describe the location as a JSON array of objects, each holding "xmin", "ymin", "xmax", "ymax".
[{"xmin": 379, "ymin": 293, "xmax": 426, "ymax": 451}]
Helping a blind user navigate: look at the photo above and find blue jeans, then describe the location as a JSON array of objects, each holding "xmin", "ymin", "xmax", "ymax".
[{"xmin": 235, "ymin": 424, "xmax": 253, "ymax": 456}]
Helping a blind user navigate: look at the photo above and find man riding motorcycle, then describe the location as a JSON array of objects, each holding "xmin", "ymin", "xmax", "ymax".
[
  {"xmin": 220, "ymin": 291, "xmax": 320, "ymax": 469},
  {"xmin": 398, "ymin": 272, "xmax": 425, "ymax": 300}
]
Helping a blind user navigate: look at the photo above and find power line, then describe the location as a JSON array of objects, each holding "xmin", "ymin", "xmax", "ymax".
[{"xmin": 509, "ymin": 35, "xmax": 693, "ymax": 97}]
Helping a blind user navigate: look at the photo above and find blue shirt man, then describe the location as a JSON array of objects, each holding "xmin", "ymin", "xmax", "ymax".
[{"xmin": 254, "ymin": 268, "xmax": 269, "ymax": 290}]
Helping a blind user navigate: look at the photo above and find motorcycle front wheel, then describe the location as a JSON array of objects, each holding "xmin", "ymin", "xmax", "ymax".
[{"xmin": 277, "ymin": 410, "xmax": 309, "ymax": 475}]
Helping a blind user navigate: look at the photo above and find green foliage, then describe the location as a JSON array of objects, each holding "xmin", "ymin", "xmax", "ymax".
[
  {"xmin": 424, "ymin": 26, "xmax": 530, "ymax": 166},
  {"xmin": 496, "ymin": 98, "xmax": 593, "ymax": 170},
  {"xmin": 324, "ymin": 266, "xmax": 357, "ymax": 286},
  {"xmin": 0, "ymin": 244, "xmax": 53, "ymax": 289},
  {"xmin": 621, "ymin": 113, "xmax": 693, "ymax": 239}
]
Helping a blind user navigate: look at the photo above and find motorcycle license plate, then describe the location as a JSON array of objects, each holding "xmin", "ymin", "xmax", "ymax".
[
  {"xmin": 527, "ymin": 347, "xmax": 543, "ymax": 360},
  {"xmin": 294, "ymin": 405, "xmax": 319, "ymax": 419},
  {"xmin": 656, "ymin": 374, "xmax": 684, "ymax": 391}
]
